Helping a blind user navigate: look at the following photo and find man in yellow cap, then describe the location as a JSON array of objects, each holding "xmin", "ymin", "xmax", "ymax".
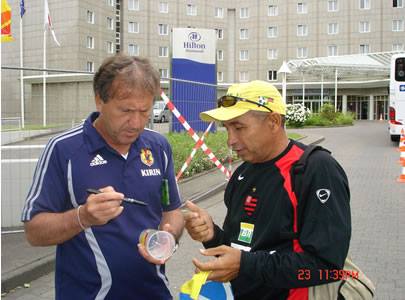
[{"xmin": 184, "ymin": 80, "xmax": 351, "ymax": 299}]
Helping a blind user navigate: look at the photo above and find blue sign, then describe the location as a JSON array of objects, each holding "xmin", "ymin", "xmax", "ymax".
[
  {"xmin": 171, "ymin": 28, "xmax": 216, "ymax": 132},
  {"xmin": 400, "ymin": 85, "xmax": 405, "ymax": 92}
]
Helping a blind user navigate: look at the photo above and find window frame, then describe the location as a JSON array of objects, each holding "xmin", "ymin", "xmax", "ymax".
[
  {"xmin": 215, "ymin": 7, "xmax": 224, "ymax": 18},
  {"xmin": 359, "ymin": 21, "xmax": 370, "ymax": 33},
  {"xmin": 107, "ymin": 17, "xmax": 114, "ymax": 30},
  {"xmin": 86, "ymin": 36, "xmax": 94, "ymax": 49},
  {"xmin": 239, "ymin": 49, "xmax": 249, "ymax": 61},
  {"xmin": 392, "ymin": 19, "xmax": 404, "ymax": 31},
  {"xmin": 128, "ymin": 21, "xmax": 139, "ymax": 33},
  {"xmin": 268, "ymin": 5, "xmax": 279, "ymax": 16},
  {"xmin": 86, "ymin": 61, "xmax": 94, "ymax": 72},
  {"xmin": 239, "ymin": 71, "xmax": 249, "ymax": 82},
  {"xmin": 158, "ymin": 46, "xmax": 169, "ymax": 57},
  {"xmin": 267, "ymin": 26, "xmax": 278, "ymax": 38},
  {"xmin": 87, "ymin": 10, "xmax": 95, "ymax": 24},
  {"xmin": 297, "ymin": 2, "xmax": 308, "ymax": 14},
  {"xmin": 186, "ymin": 4, "xmax": 197, "ymax": 16},
  {"xmin": 328, "ymin": 0, "xmax": 338, "ymax": 11},
  {"xmin": 107, "ymin": 41, "xmax": 114, "ymax": 53},
  {"xmin": 217, "ymin": 49, "xmax": 224, "ymax": 61},
  {"xmin": 359, "ymin": 0, "xmax": 370, "ymax": 10},
  {"xmin": 268, "ymin": 70, "xmax": 277, "ymax": 81},
  {"xmin": 128, "ymin": 0, "xmax": 139, "ymax": 11},
  {"xmin": 240, "ymin": 28, "xmax": 249, "ymax": 40},
  {"xmin": 328, "ymin": 22, "xmax": 339, "ymax": 34},
  {"xmin": 328, "ymin": 45, "xmax": 338, "ymax": 56},
  {"xmin": 158, "ymin": 23, "xmax": 169, "ymax": 35},
  {"xmin": 128, "ymin": 43, "xmax": 139, "ymax": 56},
  {"xmin": 297, "ymin": 47, "xmax": 308, "ymax": 58},
  {"xmin": 240, "ymin": 7, "xmax": 249, "ymax": 18},
  {"xmin": 267, "ymin": 48, "xmax": 278, "ymax": 60},
  {"xmin": 297, "ymin": 24, "xmax": 308, "ymax": 36}
]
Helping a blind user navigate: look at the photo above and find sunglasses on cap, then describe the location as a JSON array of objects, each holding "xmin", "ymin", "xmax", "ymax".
[{"xmin": 217, "ymin": 95, "xmax": 273, "ymax": 113}]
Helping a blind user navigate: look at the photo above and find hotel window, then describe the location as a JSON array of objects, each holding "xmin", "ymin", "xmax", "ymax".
[
  {"xmin": 267, "ymin": 26, "xmax": 278, "ymax": 38},
  {"xmin": 128, "ymin": 44, "xmax": 139, "ymax": 56},
  {"xmin": 187, "ymin": 4, "xmax": 197, "ymax": 16},
  {"xmin": 216, "ymin": 28, "xmax": 224, "ymax": 39},
  {"xmin": 86, "ymin": 61, "xmax": 94, "ymax": 72},
  {"xmin": 217, "ymin": 50, "xmax": 224, "ymax": 61},
  {"xmin": 297, "ymin": 24, "xmax": 308, "ymax": 36},
  {"xmin": 107, "ymin": 17, "xmax": 114, "ymax": 30},
  {"xmin": 239, "ymin": 71, "xmax": 249, "ymax": 82},
  {"xmin": 359, "ymin": 21, "xmax": 370, "ymax": 33},
  {"xmin": 297, "ymin": 47, "xmax": 308, "ymax": 58},
  {"xmin": 392, "ymin": 19, "xmax": 404, "ymax": 31},
  {"xmin": 328, "ymin": 45, "xmax": 338, "ymax": 56},
  {"xmin": 86, "ymin": 36, "xmax": 94, "ymax": 49},
  {"xmin": 359, "ymin": 0, "xmax": 370, "ymax": 9},
  {"xmin": 159, "ymin": 2, "xmax": 168, "ymax": 13},
  {"xmin": 128, "ymin": 0, "xmax": 139, "ymax": 11},
  {"xmin": 87, "ymin": 10, "xmax": 94, "ymax": 24},
  {"xmin": 393, "ymin": 0, "xmax": 403, "ymax": 7},
  {"xmin": 268, "ymin": 70, "xmax": 277, "ymax": 81},
  {"xmin": 268, "ymin": 5, "xmax": 278, "ymax": 16},
  {"xmin": 159, "ymin": 46, "xmax": 168, "ymax": 57},
  {"xmin": 328, "ymin": 23, "xmax": 339, "ymax": 34},
  {"xmin": 217, "ymin": 72, "xmax": 223, "ymax": 82},
  {"xmin": 215, "ymin": 7, "xmax": 224, "ymax": 18},
  {"xmin": 128, "ymin": 22, "xmax": 139, "ymax": 33},
  {"xmin": 392, "ymin": 43, "xmax": 404, "ymax": 51},
  {"xmin": 240, "ymin": 29, "xmax": 248, "ymax": 39},
  {"xmin": 107, "ymin": 41, "xmax": 114, "ymax": 53},
  {"xmin": 159, "ymin": 68, "xmax": 168, "ymax": 79},
  {"xmin": 158, "ymin": 24, "xmax": 169, "ymax": 35},
  {"xmin": 267, "ymin": 48, "xmax": 278, "ymax": 60},
  {"xmin": 107, "ymin": 0, "xmax": 114, "ymax": 7},
  {"xmin": 240, "ymin": 7, "xmax": 249, "ymax": 18},
  {"xmin": 328, "ymin": 0, "xmax": 338, "ymax": 11},
  {"xmin": 359, "ymin": 44, "xmax": 370, "ymax": 54},
  {"xmin": 297, "ymin": 2, "xmax": 308, "ymax": 13},
  {"xmin": 240, "ymin": 50, "xmax": 249, "ymax": 61}
]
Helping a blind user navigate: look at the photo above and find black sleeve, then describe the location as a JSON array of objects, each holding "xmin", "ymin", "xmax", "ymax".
[
  {"xmin": 203, "ymin": 163, "xmax": 248, "ymax": 249},
  {"xmin": 239, "ymin": 151, "xmax": 351, "ymax": 288}
]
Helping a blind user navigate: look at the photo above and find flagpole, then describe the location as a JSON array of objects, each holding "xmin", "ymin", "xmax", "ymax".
[
  {"xmin": 20, "ymin": 15, "xmax": 25, "ymax": 128},
  {"xmin": 43, "ymin": 29, "xmax": 47, "ymax": 127}
]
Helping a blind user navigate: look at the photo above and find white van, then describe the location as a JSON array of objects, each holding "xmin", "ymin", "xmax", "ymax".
[
  {"xmin": 153, "ymin": 101, "xmax": 170, "ymax": 123},
  {"xmin": 389, "ymin": 53, "xmax": 405, "ymax": 141}
]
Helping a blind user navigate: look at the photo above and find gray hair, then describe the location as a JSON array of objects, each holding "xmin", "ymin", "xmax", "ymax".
[{"xmin": 93, "ymin": 54, "xmax": 160, "ymax": 103}]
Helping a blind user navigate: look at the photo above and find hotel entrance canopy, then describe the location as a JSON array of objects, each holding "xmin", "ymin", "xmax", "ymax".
[{"xmin": 286, "ymin": 51, "xmax": 404, "ymax": 82}]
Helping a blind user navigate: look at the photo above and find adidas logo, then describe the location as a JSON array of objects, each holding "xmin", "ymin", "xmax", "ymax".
[{"xmin": 90, "ymin": 154, "xmax": 107, "ymax": 167}]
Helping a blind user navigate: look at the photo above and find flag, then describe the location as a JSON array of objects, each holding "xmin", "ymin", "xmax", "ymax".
[
  {"xmin": 44, "ymin": 0, "xmax": 60, "ymax": 46},
  {"xmin": 20, "ymin": 0, "xmax": 25, "ymax": 18},
  {"xmin": 179, "ymin": 271, "xmax": 234, "ymax": 300},
  {"xmin": 1, "ymin": 0, "xmax": 14, "ymax": 42}
]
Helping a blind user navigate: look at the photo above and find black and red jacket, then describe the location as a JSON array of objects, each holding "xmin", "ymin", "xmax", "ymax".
[{"xmin": 204, "ymin": 140, "xmax": 351, "ymax": 300}]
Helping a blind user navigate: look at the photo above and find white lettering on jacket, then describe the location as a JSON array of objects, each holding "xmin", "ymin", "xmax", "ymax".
[{"xmin": 141, "ymin": 169, "xmax": 161, "ymax": 177}]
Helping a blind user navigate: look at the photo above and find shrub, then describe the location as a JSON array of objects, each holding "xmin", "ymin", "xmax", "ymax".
[
  {"xmin": 286, "ymin": 103, "xmax": 311, "ymax": 127},
  {"xmin": 319, "ymin": 103, "xmax": 337, "ymax": 122}
]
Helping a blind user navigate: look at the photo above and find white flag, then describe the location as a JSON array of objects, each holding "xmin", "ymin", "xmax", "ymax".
[{"xmin": 44, "ymin": 0, "xmax": 60, "ymax": 46}]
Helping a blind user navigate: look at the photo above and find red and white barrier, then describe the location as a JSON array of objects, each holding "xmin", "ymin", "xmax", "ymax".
[
  {"xmin": 176, "ymin": 122, "xmax": 213, "ymax": 181},
  {"xmin": 160, "ymin": 91, "xmax": 231, "ymax": 179}
]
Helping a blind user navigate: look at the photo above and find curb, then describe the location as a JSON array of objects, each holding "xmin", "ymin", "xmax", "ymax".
[
  {"xmin": 1, "ymin": 254, "xmax": 55, "ymax": 293},
  {"xmin": 1, "ymin": 135, "xmax": 324, "ymax": 293}
]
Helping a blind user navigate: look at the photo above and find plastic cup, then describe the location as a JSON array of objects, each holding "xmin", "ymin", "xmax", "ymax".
[{"xmin": 139, "ymin": 229, "xmax": 176, "ymax": 260}]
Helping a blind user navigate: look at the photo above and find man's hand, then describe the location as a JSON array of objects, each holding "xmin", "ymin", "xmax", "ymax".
[
  {"xmin": 183, "ymin": 201, "xmax": 214, "ymax": 242},
  {"xmin": 192, "ymin": 245, "xmax": 241, "ymax": 282},
  {"xmin": 138, "ymin": 224, "xmax": 177, "ymax": 265},
  {"xmin": 80, "ymin": 186, "xmax": 124, "ymax": 227}
]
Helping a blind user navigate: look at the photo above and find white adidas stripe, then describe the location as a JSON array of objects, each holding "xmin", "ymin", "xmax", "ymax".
[{"xmin": 22, "ymin": 125, "xmax": 84, "ymax": 220}]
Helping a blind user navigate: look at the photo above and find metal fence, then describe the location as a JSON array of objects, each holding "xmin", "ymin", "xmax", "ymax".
[{"xmin": 1, "ymin": 66, "xmax": 223, "ymax": 229}]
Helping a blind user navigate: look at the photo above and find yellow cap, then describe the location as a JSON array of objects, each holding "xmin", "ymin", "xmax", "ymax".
[{"xmin": 200, "ymin": 80, "xmax": 285, "ymax": 122}]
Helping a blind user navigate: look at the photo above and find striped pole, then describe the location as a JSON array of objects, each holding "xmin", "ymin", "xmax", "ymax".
[{"xmin": 161, "ymin": 91, "xmax": 231, "ymax": 179}]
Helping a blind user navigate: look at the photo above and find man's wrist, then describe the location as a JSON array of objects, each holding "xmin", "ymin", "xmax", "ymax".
[{"xmin": 77, "ymin": 205, "xmax": 90, "ymax": 230}]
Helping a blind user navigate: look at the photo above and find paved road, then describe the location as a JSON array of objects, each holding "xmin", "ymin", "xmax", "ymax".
[{"xmin": 3, "ymin": 121, "xmax": 405, "ymax": 299}]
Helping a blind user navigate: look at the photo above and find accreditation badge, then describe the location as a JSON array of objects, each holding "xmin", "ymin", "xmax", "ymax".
[{"xmin": 237, "ymin": 222, "xmax": 254, "ymax": 244}]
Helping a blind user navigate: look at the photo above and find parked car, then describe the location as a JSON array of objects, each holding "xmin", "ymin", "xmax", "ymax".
[{"xmin": 153, "ymin": 101, "xmax": 170, "ymax": 123}]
